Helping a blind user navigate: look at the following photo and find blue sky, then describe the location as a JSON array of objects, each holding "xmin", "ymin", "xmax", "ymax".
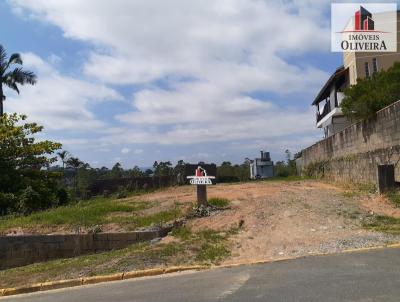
[{"xmin": 1, "ymin": 0, "xmax": 350, "ymax": 168}]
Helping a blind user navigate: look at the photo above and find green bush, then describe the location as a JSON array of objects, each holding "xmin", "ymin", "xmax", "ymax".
[
  {"xmin": 17, "ymin": 186, "xmax": 42, "ymax": 215},
  {"xmin": 341, "ymin": 62, "xmax": 400, "ymax": 120},
  {"xmin": 0, "ymin": 193, "xmax": 17, "ymax": 216},
  {"xmin": 56, "ymin": 188, "xmax": 70, "ymax": 205},
  {"xmin": 116, "ymin": 186, "xmax": 128, "ymax": 199}
]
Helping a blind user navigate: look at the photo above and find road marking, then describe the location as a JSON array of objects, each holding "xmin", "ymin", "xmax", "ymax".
[{"xmin": 216, "ymin": 273, "xmax": 250, "ymax": 299}]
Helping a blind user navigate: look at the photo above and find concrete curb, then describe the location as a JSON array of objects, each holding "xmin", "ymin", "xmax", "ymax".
[
  {"xmin": 2, "ymin": 244, "xmax": 400, "ymax": 298},
  {"xmin": 0, "ymin": 265, "xmax": 207, "ymax": 297}
]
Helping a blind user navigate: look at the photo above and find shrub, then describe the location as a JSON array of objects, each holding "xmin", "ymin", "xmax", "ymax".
[
  {"xmin": 57, "ymin": 188, "xmax": 70, "ymax": 205},
  {"xmin": 0, "ymin": 193, "xmax": 17, "ymax": 216},
  {"xmin": 341, "ymin": 62, "xmax": 400, "ymax": 120},
  {"xmin": 116, "ymin": 186, "xmax": 128, "ymax": 199},
  {"xmin": 17, "ymin": 186, "xmax": 41, "ymax": 215}
]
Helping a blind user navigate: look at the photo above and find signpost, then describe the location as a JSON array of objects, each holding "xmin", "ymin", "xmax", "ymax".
[{"xmin": 187, "ymin": 166, "xmax": 215, "ymax": 206}]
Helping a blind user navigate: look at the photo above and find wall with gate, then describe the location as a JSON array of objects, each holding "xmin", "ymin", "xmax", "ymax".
[{"xmin": 297, "ymin": 100, "xmax": 400, "ymax": 185}]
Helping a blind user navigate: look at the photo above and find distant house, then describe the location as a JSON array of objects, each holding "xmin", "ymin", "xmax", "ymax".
[
  {"xmin": 249, "ymin": 151, "xmax": 274, "ymax": 179},
  {"xmin": 313, "ymin": 11, "xmax": 400, "ymax": 138}
]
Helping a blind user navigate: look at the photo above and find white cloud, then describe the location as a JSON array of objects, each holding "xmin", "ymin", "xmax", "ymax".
[
  {"xmin": 6, "ymin": 53, "xmax": 122, "ymax": 131},
  {"xmin": 11, "ymin": 0, "xmax": 329, "ymax": 86},
  {"xmin": 121, "ymin": 147, "xmax": 131, "ymax": 154},
  {"xmin": 9, "ymin": 0, "xmax": 329, "ymax": 151}
]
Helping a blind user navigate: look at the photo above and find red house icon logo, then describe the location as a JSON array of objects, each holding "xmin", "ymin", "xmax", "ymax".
[{"xmin": 354, "ymin": 6, "xmax": 374, "ymax": 31}]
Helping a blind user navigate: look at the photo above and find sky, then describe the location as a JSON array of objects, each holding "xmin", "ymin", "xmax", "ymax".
[{"xmin": 0, "ymin": 0, "xmax": 354, "ymax": 168}]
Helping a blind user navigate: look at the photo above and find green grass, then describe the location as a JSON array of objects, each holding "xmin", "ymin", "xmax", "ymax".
[
  {"xmin": 208, "ymin": 197, "xmax": 230, "ymax": 208},
  {"xmin": 110, "ymin": 209, "xmax": 182, "ymax": 230},
  {"xmin": 196, "ymin": 243, "xmax": 229, "ymax": 262},
  {"xmin": 342, "ymin": 190, "xmax": 362, "ymax": 198},
  {"xmin": 172, "ymin": 227, "xmax": 234, "ymax": 264},
  {"xmin": 363, "ymin": 215, "xmax": 400, "ymax": 234},
  {"xmin": 386, "ymin": 190, "xmax": 400, "ymax": 207},
  {"xmin": 171, "ymin": 225, "xmax": 193, "ymax": 240},
  {"xmin": 0, "ymin": 197, "xmax": 162, "ymax": 232}
]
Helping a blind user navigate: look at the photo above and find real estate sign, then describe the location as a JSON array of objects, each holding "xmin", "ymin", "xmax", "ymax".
[{"xmin": 331, "ymin": 3, "xmax": 397, "ymax": 52}]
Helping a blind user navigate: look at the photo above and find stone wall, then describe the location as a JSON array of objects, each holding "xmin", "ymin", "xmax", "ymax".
[
  {"xmin": 0, "ymin": 226, "xmax": 173, "ymax": 270},
  {"xmin": 297, "ymin": 100, "xmax": 400, "ymax": 185}
]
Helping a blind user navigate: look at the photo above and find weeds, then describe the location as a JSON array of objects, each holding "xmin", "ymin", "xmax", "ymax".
[
  {"xmin": 0, "ymin": 197, "xmax": 183, "ymax": 233},
  {"xmin": 208, "ymin": 197, "xmax": 230, "ymax": 208},
  {"xmin": 386, "ymin": 190, "xmax": 400, "ymax": 207},
  {"xmin": 363, "ymin": 215, "xmax": 400, "ymax": 234}
]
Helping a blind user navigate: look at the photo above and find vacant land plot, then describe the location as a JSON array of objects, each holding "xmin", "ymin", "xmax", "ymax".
[
  {"xmin": 140, "ymin": 179, "xmax": 400, "ymax": 264},
  {"xmin": 1, "ymin": 179, "xmax": 400, "ymax": 288}
]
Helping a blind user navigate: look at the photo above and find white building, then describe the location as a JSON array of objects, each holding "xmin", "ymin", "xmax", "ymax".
[{"xmin": 249, "ymin": 151, "xmax": 274, "ymax": 179}]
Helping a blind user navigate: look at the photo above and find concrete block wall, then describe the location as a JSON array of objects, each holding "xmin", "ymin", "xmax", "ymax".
[
  {"xmin": 298, "ymin": 100, "xmax": 400, "ymax": 184},
  {"xmin": 0, "ymin": 226, "xmax": 173, "ymax": 270}
]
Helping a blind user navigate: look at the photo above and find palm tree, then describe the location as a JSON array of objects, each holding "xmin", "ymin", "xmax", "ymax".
[
  {"xmin": 57, "ymin": 150, "xmax": 70, "ymax": 170},
  {"xmin": 67, "ymin": 157, "xmax": 84, "ymax": 195},
  {"xmin": 0, "ymin": 45, "xmax": 37, "ymax": 116}
]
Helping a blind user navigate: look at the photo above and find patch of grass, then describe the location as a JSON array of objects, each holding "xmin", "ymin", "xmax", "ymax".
[
  {"xmin": 0, "ymin": 197, "xmax": 154, "ymax": 233},
  {"xmin": 171, "ymin": 225, "xmax": 192, "ymax": 240},
  {"xmin": 386, "ymin": 190, "xmax": 400, "ymax": 207},
  {"xmin": 113, "ymin": 209, "xmax": 182, "ymax": 230},
  {"xmin": 196, "ymin": 243, "xmax": 229, "ymax": 262},
  {"xmin": 171, "ymin": 227, "xmax": 235, "ymax": 264},
  {"xmin": 208, "ymin": 197, "xmax": 230, "ymax": 208},
  {"xmin": 342, "ymin": 190, "xmax": 362, "ymax": 198},
  {"xmin": 363, "ymin": 215, "xmax": 400, "ymax": 234},
  {"xmin": 340, "ymin": 182, "xmax": 377, "ymax": 194}
]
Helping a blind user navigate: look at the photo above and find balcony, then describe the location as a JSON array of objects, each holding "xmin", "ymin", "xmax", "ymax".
[
  {"xmin": 316, "ymin": 101, "xmax": 331, "ymax": 123},
  {"xmin": 316, "ymin": 106, "xmax": 343, "ymax": 128}
]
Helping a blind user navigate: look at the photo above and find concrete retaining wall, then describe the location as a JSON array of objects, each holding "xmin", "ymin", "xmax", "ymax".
[
  {"xmin": 0, "ymin": 226, "xmax": 173, "ymax": 270},
  {"xmin": 297, "ymin": 100, "xmax": 400, "ymax": 185}
]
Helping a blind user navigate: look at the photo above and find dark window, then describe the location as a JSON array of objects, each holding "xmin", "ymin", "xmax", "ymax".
[
  {"xmin": 372, "ymin": 58, "xmax": 378, "ymax": 73},
  {"xmin": 365, "ymin": 62, "xmax": 370, "ymax": 78}
]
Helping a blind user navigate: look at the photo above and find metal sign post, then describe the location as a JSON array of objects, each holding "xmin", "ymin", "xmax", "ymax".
[{"xmin": 187, "ymin": 166, "xmax": 215, "ymax": 206}]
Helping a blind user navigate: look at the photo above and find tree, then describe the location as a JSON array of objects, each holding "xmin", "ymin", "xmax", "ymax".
[
  {"xmin": 0, "ymin": 114, "xmax": 61, "ymax": 214},
  {"xmin": 111, "ymin": 162, "xmax": 124, "ymax": 178},
  {"xmin": 174, "ymin": 160, "xmax": 186, "ymax": 185},
  {"xmin": 0, "ymin": 45, "xmax": 37, "ymax": 116},
  {"xmin": 153, "ymin": 161, "xmax": 173, "ymax": 176},
  {"xmin": 130, "ymin": 165, "xmax": 144, "ymax": 177},
  {"xmin": 57, "ymin": 150, "xmax": 69, "ymax": 170},
  {"xmin": 144, "ymin": 169, "xmax": 153, "ymax": 176},
  {"xmin": 66, "ymin": 157, "xmax": 84, "ymax": 196},
  {"xmin": 341, "ymin": 62, "xmax": 400, "ymax": 121}
]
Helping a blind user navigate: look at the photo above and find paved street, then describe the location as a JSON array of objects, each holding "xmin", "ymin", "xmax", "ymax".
[{"xmin": 2, "ymin": 247, "xmax": 400, "ymax": 302}]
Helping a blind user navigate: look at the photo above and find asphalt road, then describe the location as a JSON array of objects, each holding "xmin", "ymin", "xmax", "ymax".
[{"xmin": 2, "ymin": 247, "xmax": 400, "ymax": 302}]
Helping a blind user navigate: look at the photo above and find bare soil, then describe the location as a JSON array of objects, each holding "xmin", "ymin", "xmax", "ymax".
[{"xmin": 137, "ymin": 180, "xmax": 400, "ymax": 265}]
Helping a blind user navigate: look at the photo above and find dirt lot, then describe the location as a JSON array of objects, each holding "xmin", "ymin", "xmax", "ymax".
[
  {"xmin": 2, "ymin": 179, "xmax": 400, "ymax": 289},
  {"xmin": 139, "ymin": 179, "xmax": 400, "ymax": 265}
]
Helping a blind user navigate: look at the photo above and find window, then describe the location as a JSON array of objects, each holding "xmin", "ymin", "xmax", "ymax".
[
  {"xmin": 364, "ymin": 62, "xmax": 370, "ymax": 78},
  {"xmin": 372, "ymin": 58, "xmax": 378, "ymax": 73}
]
